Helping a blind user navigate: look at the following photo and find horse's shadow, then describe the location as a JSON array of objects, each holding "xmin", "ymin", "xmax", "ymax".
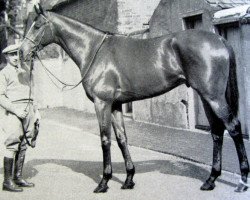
[{"xmin": 0, "ymin": 158, "xmax": 237, "ymax": 188}]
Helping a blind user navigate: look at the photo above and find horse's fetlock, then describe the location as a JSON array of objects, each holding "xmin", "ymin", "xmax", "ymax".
[
  {"xmin": 103, "ymin": 172, "xmax": 112, "ymax": 180},
  {"xmin": 127, "ymin": 166, "xmax": 135, "ymax": 175},
  {"xmin": 104, "ymin": 164, "xmax": 112, "ymax": 173},
  {"xmin": 241, "ymin": 161, "xmax": 249, "ymax": 174},
  {"xmin": 211, "ymin": 168, "xmax": 221, "ymax": 178}
]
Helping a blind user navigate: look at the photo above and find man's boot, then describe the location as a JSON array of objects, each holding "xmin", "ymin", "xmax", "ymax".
[
  {"xmin": 2, "ymin": 157, "xmax": 23, "ymax": 192},
  {"xmin": 13, "ymin": 150, "xmax": 34, "ymax": 187}
]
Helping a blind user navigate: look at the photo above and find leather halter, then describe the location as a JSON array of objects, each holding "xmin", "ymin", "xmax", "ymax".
[{"xmin": 23, "ymin": 14, "xmax": 53, "ymax": 57}]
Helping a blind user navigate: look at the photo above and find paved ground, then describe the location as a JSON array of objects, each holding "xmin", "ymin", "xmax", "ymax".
[
  {"xmin": 0, "ymin": 108, "xmax": 249, "ymax": 200},
  {"xmin": 40, "ymin": 107, "xmax": 250, "ymax": 173}
]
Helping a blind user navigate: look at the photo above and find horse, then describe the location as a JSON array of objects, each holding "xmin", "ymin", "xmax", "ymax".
[{"xmin": 20, "ymin": 4, "xmax": 249, "ymax": 193}]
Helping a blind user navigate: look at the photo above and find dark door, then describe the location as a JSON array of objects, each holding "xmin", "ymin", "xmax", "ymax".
[{"xmin": 183, "ymin": 14, "xmax": 210, "ymax": 130}]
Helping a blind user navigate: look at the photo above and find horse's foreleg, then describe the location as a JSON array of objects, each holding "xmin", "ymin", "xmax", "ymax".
[
  {"xmin": 200, "ymin": 99, "xmax": 225, "ymax": 191},
  {"xmin": 93, "ymin": 98, "xmax": 112, "ymax": 193},
  {"xmin": 112, "ymin": 103, "xmax": 135, "ymax": 189}
]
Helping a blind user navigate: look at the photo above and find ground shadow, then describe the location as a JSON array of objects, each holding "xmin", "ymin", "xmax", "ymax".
[{"xmin": 0, "ymin": 158, "xmax": 236, "ymax": 188}]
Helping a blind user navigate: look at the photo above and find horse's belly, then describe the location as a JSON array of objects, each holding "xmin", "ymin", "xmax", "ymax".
[{"xmin": 116, "ymin": 76, "xmax": 185, "ymax": 102}]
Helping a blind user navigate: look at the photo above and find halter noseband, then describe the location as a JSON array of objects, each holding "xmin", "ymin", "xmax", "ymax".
[{"xmin": 23, "ymin": 14, "xmax": 53, "ymax": 55}]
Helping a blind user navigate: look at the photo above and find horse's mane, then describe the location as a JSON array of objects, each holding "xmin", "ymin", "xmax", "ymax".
[{"xmin": 49, "ymin": 0, "xmax": 119, "ymax": 33}]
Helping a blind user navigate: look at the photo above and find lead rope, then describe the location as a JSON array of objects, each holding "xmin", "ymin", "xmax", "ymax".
[
  {"xmin": 24, "ymin": 59, "xmax": 34, "ymax": 147},
  {"xmin": 25, "ymin": 58, "xmax": 33, "ymax": 111},
  {"xmin": 19, "ymin": 55, "xmax": 35, "ymax": 147}
]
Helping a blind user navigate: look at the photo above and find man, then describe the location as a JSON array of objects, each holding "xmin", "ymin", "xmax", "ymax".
[{"xmin": 0, "ymin": 43, "xmax": 40, "ymax": 192}]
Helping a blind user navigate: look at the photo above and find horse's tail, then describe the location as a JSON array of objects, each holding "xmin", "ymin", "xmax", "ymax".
[{"xmin": 222, "ymin": 38, "xmax": 239, "ymax": 117}]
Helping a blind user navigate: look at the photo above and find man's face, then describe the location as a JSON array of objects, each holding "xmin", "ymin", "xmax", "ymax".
[{"xmin": 6, "ymin": 51, "xmax": 19, "ymax": 66}]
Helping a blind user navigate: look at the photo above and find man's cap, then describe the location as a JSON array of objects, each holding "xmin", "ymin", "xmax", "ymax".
[{"xmin": 2, "ymin": 43, "xmax": 21, "ymax": 54}]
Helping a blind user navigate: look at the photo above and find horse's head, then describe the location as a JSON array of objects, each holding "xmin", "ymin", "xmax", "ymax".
[{"xmin": 20, "ymin": 4, "xmax": 55, "ymax": 61}]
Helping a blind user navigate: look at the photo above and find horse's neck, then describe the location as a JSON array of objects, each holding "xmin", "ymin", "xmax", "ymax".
[{"xmin": 51, "ymin": 13, "xmax": 104, "ymax": 70}]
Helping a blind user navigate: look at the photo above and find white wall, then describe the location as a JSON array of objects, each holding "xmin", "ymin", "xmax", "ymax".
[{"xmin": 33, "ymin": 58, "xmax": 95, "ymax": 113}]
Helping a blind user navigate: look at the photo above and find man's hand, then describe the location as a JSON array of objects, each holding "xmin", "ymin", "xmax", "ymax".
[{"xmin": 14, "ymin": 107, "xmax": 28, "ymax": 119}]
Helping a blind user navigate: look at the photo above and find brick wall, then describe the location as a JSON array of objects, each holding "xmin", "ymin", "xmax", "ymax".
[{"xmin": 117, "ymin": 0, "xmax": 160, "ymax": 33}]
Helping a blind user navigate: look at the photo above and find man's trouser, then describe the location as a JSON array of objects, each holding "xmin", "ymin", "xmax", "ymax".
[{"xmin": 1, "ymin": 102, "xmax": 36, "ymax": 153}]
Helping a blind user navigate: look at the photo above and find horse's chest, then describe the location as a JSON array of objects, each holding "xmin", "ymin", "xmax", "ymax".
[{"xmin": 84, "ymin": 73, "xmax": 117, "ymax": 101}]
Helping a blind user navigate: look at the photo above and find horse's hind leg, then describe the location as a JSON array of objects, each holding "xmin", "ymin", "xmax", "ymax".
[
  {"xmin": 200, "ymin": 98, "xmax": 225, "ymax": 191},
  {"xmin": 111, "ymin": 103, "xmax": 135, "ymax": 189},
  {"xmin": 202, "ymin": 97, "xmax": 249, "ymax": 192},
  {"xmin": 227, "ymin": 120, "xmax": 249, "ymax": 192}
]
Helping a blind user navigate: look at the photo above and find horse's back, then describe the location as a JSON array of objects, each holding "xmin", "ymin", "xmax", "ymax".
[
  {"xmin": 102, "ymin": 36, "xmax": 185, "ymax": 97},
  {"xmin": 89, "ymin": 30, "xmax": 230, "ymax": 102}
]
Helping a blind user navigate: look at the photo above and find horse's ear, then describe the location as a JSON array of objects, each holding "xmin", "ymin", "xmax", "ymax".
[
  {"xmin": 38, "ymin": 3, "xmax": 44, "ymax": 14},
  {"xmin": 34, "ymin": 4, "xmax": 39, "ymax": 15},
  {"xmin": 34, "ymin": 3, "xmax": 44, "ymax": 15}
]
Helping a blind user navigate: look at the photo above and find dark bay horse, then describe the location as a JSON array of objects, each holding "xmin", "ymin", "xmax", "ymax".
[{"xmin": 20, "ymin": 5, "xmax": 249, "ymax": 193}]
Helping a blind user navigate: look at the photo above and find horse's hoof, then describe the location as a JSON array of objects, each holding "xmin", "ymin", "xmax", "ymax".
[
  {"xmin": 121, "ymin": 180, "xmax": 135, "ymax": 189},
  {"xmin": 93, "ymin": 184, "xmax": 109, "ymax": 193},
  {"xmin": 200, "ymin": 180, "xmax": 215, "ymax": 191},
  {"xmin": 235, "ymin": 180, "xmax": 249, "ymax": 193}
]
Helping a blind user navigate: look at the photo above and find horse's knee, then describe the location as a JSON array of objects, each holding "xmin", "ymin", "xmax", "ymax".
[
  {"xmin": 115, "ymin": 132, "xmax": 127, "ymax": 147},
  {"xmin": 116, "ymin": 130, "xmax": 126, "ymax": 141},
  {"xmin": 228, "ymin": 124, "xmax": 242, "ymax": 139},
  {"xmin": 101, "ymin": 136, "xmax": 111, "ymax": 148},
  {"xmin": 211, "ymin": 133, "xmax": 223, "ymax": 142},
  {"xmin": 117, "ymin": 138, "xmax": 127, "ymax": 149}
]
